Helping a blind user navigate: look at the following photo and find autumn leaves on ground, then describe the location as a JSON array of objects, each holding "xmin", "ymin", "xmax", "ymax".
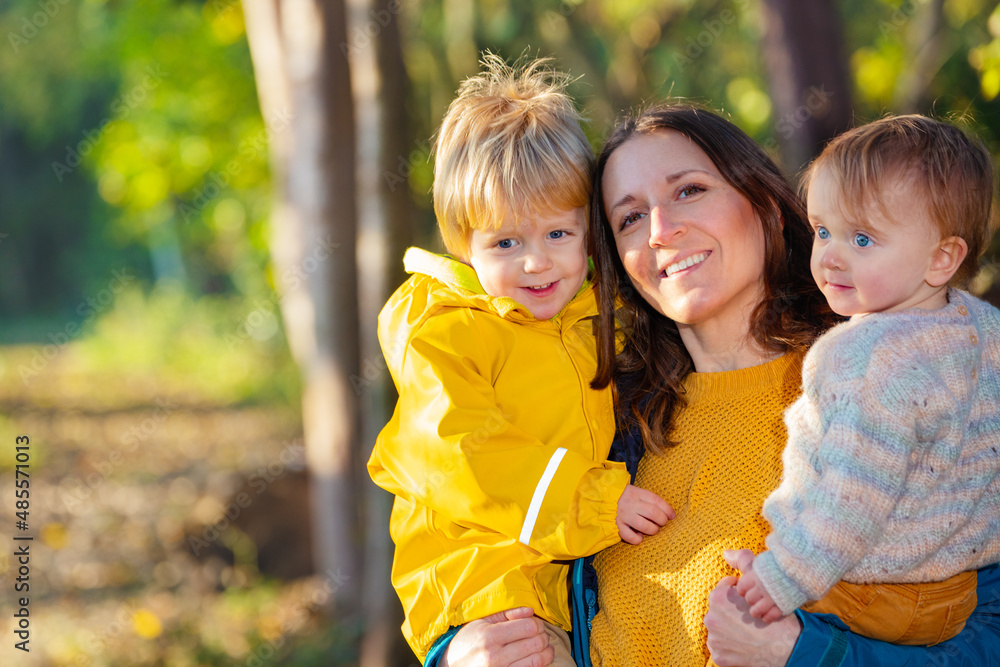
[{"xmin": 0, "ymin": 287, "xmax": 359, "ymax": 666}]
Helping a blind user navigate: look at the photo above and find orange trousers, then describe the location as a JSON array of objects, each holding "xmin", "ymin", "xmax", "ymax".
[{"xmin": 803, "ymin": 570, "xmax": 978, "ymax": 646}]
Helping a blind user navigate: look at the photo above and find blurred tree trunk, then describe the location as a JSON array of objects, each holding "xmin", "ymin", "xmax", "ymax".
[
  {"xmin": 242, "ymin": 0, "xmax": 362, "ymax": 621},
  {"xmin": 759, "ymin": 0, "xmax": 854, "ymax": 173},
  {"xmin": 346, "ymin": 0, "xmax": 415, "ymax": 664},
  {"xmin": 894, "ymin": 0, "xmax": 948, "ymax": 113}
]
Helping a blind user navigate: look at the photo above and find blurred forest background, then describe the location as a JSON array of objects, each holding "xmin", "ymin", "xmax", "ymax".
[{"xmin": 1, "ymin": 0, "xmax": 999, "ymax": 665}]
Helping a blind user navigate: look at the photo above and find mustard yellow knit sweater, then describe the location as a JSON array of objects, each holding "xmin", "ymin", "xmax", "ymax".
[{"xmin": 590, "ymin": 352, "xmax": 804, "ymax": 666}]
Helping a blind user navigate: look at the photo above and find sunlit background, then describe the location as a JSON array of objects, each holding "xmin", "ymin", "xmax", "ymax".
[{"xmin": 1, "ymin": 0, "xmax": 999, "ymax": 665}]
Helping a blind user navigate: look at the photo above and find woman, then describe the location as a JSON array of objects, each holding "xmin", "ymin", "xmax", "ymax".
[{"xmin": 432, "ymin": 104, "xmax": 1000, "ymax": 666}]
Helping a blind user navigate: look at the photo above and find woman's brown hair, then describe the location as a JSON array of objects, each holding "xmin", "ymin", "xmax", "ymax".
[{"xmin": 590, "ymin": 103, "xmax": 838, "ymax": 452}]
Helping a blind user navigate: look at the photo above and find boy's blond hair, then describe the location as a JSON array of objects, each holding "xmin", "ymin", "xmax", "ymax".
[
  {"xmin": 802, "ymin": 114, "xmax": 996, "ymax": 287},
  {"xmin": 432, "ymin": 53, "xmax": 594, "ymax": 259}
]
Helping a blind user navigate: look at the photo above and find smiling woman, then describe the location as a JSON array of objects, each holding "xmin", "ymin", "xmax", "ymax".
[
  {"xmin": 579, "ymin": 104, "xmax": 830, "ymax": 666},
  {"xmin": 600, "ymin": 130, "xmax": 768, "ymax": 366}
]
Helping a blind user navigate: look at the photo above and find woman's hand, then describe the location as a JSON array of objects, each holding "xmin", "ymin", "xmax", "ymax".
[
  {"xmin": 441, "ymin": 607, "xmax": 554, "ymax": 667},
  {"xmin": 703, "ymin": 551, "xmax": 801, "ymax": 667}
]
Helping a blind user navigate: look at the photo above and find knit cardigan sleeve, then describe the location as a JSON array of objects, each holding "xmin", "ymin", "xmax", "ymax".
[{"xmin": 755, "ymin": 318, "xmax": 962, "ymax": 614}]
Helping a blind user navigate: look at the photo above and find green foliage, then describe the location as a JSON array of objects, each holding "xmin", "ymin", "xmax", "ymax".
[
  {"xmin": 75, "ymin": 283, "xmax": 301, "ymax": 407},
  {"xmin": 0, "ymin": 0, "xmax": 271, "ymax": 326}
]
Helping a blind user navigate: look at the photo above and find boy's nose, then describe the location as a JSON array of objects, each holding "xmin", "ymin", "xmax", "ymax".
[
  {"xmin": 649, "ymin": 205, "xmax": 685, "ymax": 248},
  {"xmin": 523, "ymin": 249, "xmax": 554, "ymax": 273}
]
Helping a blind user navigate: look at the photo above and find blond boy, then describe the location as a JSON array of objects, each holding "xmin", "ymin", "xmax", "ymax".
[{"xmin": 368, "ymin": 54, "xmax": 673, "ymax": 664}]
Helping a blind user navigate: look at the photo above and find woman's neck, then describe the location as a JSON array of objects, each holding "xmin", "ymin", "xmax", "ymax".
[{"xmin": 677, "ymin": 318, "xmax": 782, "ymax": 373}]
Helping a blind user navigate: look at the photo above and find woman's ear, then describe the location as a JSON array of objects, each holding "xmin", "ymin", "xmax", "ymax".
[{"xmin": 926, "ymin": 236, "xmax": 968, "ymax": 287}]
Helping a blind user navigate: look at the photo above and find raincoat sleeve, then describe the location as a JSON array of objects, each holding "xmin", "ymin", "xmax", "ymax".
[
  {"xmin": 788, "ymin": 564, "xmax": 1000, "ymax": 666},
  {"xmin": 368, "ymin": 308, "xmax": 630, "ymax": 560}
]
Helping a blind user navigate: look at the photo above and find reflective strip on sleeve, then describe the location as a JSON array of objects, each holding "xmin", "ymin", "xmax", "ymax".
[{"xmin": 519, "ymin": 447, "xmax": 568, "ymax": 546}]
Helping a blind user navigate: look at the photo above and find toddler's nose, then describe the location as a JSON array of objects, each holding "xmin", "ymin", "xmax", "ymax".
[
  {"xmin": 821, "ymin": 245, "xmax": 845, "ymax": 271},
  {"xmin": 524, "ymin": 250, "xmax": 554, "ymax": 273}
]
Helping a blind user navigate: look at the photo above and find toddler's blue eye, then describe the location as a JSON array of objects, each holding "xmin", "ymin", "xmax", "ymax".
[
  {"xmin": 816, "ymin": 226, "xmax": 830, "ymax": 239},
  {"xmin": 548, "ymin": 230, "xmax": 565, "ymax": 239},
  {"xmin": 854, "ymin": 233, "xmax": 871, "ymax": 247},
  {"xmin": 497, "ymin": 239, "xmax": 514, "ymax": 249}
]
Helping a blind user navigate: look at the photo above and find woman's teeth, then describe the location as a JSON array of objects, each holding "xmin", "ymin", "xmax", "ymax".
[{"xmin": 665, "ymin": 252, "xmax": 708, "ymax": 277}]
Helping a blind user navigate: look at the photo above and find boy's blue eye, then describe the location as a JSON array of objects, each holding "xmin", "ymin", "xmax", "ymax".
[
  {"xmin": 548, "ymin": 230, "xmax": 565, "ymax": 239},
  {"xmin": 497, "ymin": 239, "xmax": 514, "ymax": 249},
  {"xmin": 854, "ymin": 233, "xmax": 871, "ymax": 247},
  {"xmin": 816, "ymin": 226, "xmax": 830, "ymax": 240}
]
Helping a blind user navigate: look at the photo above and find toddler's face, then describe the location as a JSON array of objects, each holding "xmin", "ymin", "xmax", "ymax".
[
  {"xmin": 807, "ymin": 167, "xmax": 946, "ymax": 317},
  {"xmin": 467, "ymin": 207, "xmax": 588, "ymax": 320}
]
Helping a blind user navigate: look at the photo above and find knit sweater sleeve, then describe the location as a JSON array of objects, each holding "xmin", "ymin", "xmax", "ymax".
[{"xmin": 755, "ymin": 321, "xmax": 957, "ymax": 614}]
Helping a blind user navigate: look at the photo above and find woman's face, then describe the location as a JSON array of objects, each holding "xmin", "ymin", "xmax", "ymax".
[{"xmin": 602, "ymin": 130, "xmax": 767, "ymax": 333}]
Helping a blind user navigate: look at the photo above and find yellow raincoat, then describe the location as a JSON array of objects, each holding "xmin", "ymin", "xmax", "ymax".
[{"xmin": 368, "ymin": 248, "xmax": 631, "ymax": 661}]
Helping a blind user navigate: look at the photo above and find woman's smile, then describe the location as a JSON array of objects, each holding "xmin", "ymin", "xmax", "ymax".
[{"xmin": 663, "ymin": 251, "xmax": 711, "ymax": 278}]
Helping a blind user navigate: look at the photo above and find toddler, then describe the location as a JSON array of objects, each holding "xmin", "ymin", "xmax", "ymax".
[
  {"xmin": 734, "ymin": 115, "xmax": 1000, "ymax": 645},
  {"xmin": 367, "ymin": 54, "xmax": 673, "ymax": 664}
]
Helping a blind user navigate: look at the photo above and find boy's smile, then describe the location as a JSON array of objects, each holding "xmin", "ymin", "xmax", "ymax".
[{"xmin": 467, "ymin": 207, "xmax": 589, "ymax": 320}]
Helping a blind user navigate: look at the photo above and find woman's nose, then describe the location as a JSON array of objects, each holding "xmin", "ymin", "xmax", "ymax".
[{"xmin": 648, "ymin": 205, "xmax": 684, "ymax": 248}]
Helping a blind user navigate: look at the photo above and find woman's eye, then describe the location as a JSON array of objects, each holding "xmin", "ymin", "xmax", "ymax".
[
  {"xmin": 496, "ymin": 239, "xmax": 514, "ymax": 249},
  {"xmin": 854, "ymin": 233, "xmax": 871, "ymax": 247},
  {"xmin": 815, "ymin": 226, "xmax": 830, "ymax": 240},
  {"xmin": 619, "ymin": 211, "xmax": 644, "ymax": 231},
  {"xmin": 548, "ymin": 230, "xmax": 565, "ymax": 240},
  {"xmin": 679, "ymin": 185, "xmax": 704, "ymax": 198}
]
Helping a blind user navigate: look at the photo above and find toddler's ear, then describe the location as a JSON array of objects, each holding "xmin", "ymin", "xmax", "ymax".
[{"xmin": 926, "ymin": 236, "xmax": 968, "ymax": 288}]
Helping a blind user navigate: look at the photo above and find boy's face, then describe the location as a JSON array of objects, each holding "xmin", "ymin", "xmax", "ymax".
[
  {"xmin": 467, "ymin": 207, "xmax": 589, "ymax": 320},
  {"xmin": 807, "ymin": 167, "xmax": 946, "ymax": 317}
]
